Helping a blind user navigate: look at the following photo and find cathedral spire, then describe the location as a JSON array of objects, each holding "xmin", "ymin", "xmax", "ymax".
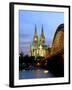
[
  {"xmin": 41, "ymin": 24, "xmax": 44, "ymax": 37},
  {"xmin": 34, "ymin": 24, "xmax": 37, "ymax": 37},
  {"xmin": 42, "ymin": 24, "xmax": 43, "ymax": 33},
  {"xmin": 35, "ymin": 24, "xmax": 37, "ymax": 33},
  {"xmin": 40, "ymin": 24, "xmax": 45, "ymax": 46},
  {"xmin": 33, "ymin": 25, "xmax": 38, "ymax": 47}
]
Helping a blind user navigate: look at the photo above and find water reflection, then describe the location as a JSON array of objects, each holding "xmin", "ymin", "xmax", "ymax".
[
  {"xmin": 19, "ymin": 69, "xmax": 55, "ymax": 79},
  {"xmin": 44, "ymin": 70, "xmax": 48, "ymax": 74}
]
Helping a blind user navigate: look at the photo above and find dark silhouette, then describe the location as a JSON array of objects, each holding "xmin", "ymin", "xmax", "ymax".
[{"xmin": 47, "ymin": 54, "xmax": 64, "ymax": 77}]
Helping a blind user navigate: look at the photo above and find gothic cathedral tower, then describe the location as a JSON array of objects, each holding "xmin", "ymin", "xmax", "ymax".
[
  {"xmin": 40, "ymin": 25, "xmax": 45, "ymax": 46},
  {"xmin": 31, "ymin": 24, "xmax": 48, "ymax": 58},
  {"xmin": 33, "ymin": 25, "xmax": 38, "ymax": 47}
]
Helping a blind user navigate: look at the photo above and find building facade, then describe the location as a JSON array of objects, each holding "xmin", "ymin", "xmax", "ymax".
[{"xmin": 31, "ymin": 25, "xmax": 49, "ymax": 59}]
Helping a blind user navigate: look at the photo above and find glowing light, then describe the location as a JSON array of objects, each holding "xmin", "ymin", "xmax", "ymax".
[
  {"xmin": 35, "ymin": 38, "xmax": 37, "ymax": 41},
  {"xmin": 37, "ymin": 63, "xmax": 40, "ymax": 66},
  {"xmin": 39, "ymin": 45, "xmax": 42, "ymax": 49},
  {"xmin": 44, "ymin": 70, "xmax": 48, "ymax": 74}
]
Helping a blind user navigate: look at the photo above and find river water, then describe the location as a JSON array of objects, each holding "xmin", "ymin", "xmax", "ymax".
[{"xmin": 19, "ymin": 69, "xmax": 55, "ymax": 79}]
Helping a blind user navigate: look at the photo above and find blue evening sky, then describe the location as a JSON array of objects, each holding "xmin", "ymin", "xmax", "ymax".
[{"xmin": 19, "ymin": 10, "xmax": 64, "ymax": 55}]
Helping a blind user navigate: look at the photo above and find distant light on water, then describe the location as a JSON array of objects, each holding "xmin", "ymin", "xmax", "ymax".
[{"xmin": 44, "ymin": 70, "xmax": 48, "ymax": 74}]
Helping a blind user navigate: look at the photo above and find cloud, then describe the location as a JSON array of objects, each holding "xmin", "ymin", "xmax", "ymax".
[
  {"xmin": 19, "ymin": 41, "xmax": 31, "ymax": 45},
  {"xmin": 19, "ymin": 33, "xmax": 32, "ymax": 38}
]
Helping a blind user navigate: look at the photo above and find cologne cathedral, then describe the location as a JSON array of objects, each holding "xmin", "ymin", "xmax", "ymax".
[{"xmin": 31, "ymin": 25, "xmax": 49, "ymax": 58}]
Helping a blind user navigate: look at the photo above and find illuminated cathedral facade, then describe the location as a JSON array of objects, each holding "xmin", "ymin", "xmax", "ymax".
[{"xmin": 31, "ymin": 25, "xmax": 49, "ymax": 58}]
